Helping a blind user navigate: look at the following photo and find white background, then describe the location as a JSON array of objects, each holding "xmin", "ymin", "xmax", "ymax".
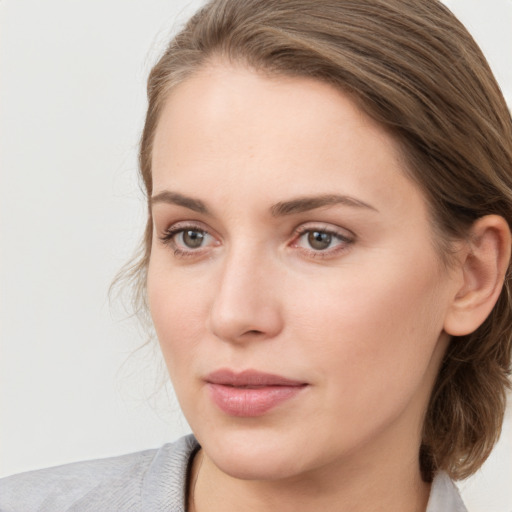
[{"xmin": 1, "ymin": 1, "xmax": 511, "ymax": 510}]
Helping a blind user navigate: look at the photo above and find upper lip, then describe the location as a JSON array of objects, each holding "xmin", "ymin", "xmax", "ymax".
[{"xmin": 205, "ymin": 369, "xmax": 307, "ymax": 387}]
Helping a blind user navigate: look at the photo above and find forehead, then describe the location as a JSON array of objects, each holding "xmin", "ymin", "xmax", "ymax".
[
  {"xmin": 153, "ymin": 63, "xmax": 383, "ymax": 165},
  {"xmin": 151, "ymin": 62, "xmax": 426, "ymax": 222}
]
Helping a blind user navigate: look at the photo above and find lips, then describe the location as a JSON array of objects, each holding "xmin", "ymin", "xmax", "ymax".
[{"xmin": 205, "ymin": 369, "xmax": 308, "ymax": 417}]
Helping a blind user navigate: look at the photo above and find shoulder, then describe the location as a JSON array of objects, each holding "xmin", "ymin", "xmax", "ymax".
[{"xmin": 0, "ymin": 434, "xmax": 199, "ymax": 512}]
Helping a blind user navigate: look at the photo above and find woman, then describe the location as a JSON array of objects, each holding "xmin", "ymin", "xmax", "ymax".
[{"xmin": 2, "ymin": 0, "xmax": 511, "ymax": 510}]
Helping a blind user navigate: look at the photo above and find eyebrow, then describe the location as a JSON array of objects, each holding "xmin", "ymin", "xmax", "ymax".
[
  {"xmin": 150, "ymin": 191, "xmax": 378, "ymax": 216},
  {"xmin": 151, "ymin": 191, "xmax": 209, "ymax": 214},
  {"xmin": 270, "ymin": 194, "xmax": 378, "ymax": 216}
]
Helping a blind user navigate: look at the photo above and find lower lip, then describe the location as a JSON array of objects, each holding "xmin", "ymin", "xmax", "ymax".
[{"xmin": 207, "ymin": 383, "xmax": 306, "ymax": 417}]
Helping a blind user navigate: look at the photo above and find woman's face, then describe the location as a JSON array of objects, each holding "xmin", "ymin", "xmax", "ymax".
[{"xmin": 148, "ymin": 63, "xmax": 460, "ymax": 481}]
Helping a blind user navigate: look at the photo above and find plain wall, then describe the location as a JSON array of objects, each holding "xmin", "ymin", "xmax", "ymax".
[{"xmin": 1, "ymin": 1, "xmax": 511, "ymax": 510}]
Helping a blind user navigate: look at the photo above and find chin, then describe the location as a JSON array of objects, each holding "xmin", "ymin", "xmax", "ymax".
[
  {"xmin": 211, "ymin": 448, "xmax": 305, "ymax": 482},
  {"xmin": 195, "ymin": 425, "xmax": 314, "ymax": 481}
]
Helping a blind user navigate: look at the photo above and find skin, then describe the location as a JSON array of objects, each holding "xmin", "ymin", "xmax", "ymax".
[{"xmin": 147, "ymin": 63, "xmax": 468, "ymax": 512}]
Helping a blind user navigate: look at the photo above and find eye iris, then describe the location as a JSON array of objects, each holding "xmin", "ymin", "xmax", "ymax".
[
  {"xmin": 308, "ymin": 231, "xmax": 332, "ymax": 250},
  {"xmin": 182, "ymin": 230, "xmax": 205, "ymax": 248}
]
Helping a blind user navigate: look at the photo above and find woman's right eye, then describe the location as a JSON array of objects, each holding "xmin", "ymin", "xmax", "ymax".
[
  {"xmin": 175, "ymin": 229, "xmax": 209, "ymax": 249},
  {"xmin": 159, "ymin": 224, "xmax": 217, "ymax": 256}
]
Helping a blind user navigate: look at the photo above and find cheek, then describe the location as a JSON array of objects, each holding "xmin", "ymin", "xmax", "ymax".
[
  {"xmin": 147, "ymin": 258, "xmax": 210, "ymax": 372},
  {"xmin": 290, "ymin": 255, "xmax": 449, "ymax": 412}
]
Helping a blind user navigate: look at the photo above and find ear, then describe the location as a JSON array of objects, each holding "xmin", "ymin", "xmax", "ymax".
[{"xmin": 444, "ymin": 215, "xmax": 511, "ymax": 336}]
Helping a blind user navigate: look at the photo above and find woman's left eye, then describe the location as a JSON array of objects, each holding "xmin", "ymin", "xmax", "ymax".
[{"xmin": 292, "ymin": 227, "xmax": 353, "ymax": 255}]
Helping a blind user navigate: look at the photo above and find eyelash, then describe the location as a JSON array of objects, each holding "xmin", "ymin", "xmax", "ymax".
[{"xmin": 158, "ymin": 223, "xmax": 355, "ymax": 260}]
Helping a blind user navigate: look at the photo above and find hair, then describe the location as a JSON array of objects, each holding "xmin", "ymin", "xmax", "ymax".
[{"xmin": 130, "ymin": 0, "xmax": 512, "ymax": 481}]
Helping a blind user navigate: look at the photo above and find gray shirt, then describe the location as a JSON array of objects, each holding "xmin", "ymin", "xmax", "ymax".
[{"xmin": 0, "ymin": 435, "xmax": 468, "ymax": 511}]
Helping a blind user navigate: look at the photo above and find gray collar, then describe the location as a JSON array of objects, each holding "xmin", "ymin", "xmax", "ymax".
[{"xmin": 426, "ymin": 471, "xmax": 468, "ymax": 512}]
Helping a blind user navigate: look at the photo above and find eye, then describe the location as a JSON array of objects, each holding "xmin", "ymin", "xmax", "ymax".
[
  {"xmin": 159, "ymin": 223, "xmax": 218, "ymax": 256},
  {"xmin": 305, "ymin": 230, "xmax": 335, "ymax": 251},
  {"xmin": 177, "ymin": 229, "xmax": 209, "ymax": 249},
  {"xmin": 291, "ymin": 225, "xmax": 354, "ymax": 257}
]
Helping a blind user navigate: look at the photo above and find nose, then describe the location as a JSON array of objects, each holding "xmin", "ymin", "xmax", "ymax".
[{"xmin": 208, "ymin": 247, "xmax": 284, "ymax": 344}]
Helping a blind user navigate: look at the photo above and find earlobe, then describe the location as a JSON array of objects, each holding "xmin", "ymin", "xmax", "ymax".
[{"xmin": 444, "ymin": 215, "xmax": 511, "ymax": 337}]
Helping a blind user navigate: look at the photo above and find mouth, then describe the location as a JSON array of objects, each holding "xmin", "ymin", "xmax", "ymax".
[{"xmin": 205, "ymin": 369, "xmax": 308, "ymax": 417}]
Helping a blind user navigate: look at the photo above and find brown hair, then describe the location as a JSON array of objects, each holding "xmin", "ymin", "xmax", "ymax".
[{"xmin": 133, "ymin": 0, "xmax": 512, "ymax": 480}]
